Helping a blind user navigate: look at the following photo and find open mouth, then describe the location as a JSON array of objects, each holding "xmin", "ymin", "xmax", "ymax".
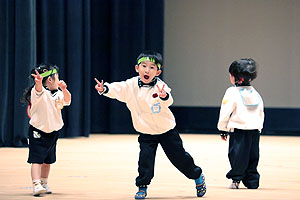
[{"xmin": 144, "ymin": 75, "xmax": 150, "ymax": 80}]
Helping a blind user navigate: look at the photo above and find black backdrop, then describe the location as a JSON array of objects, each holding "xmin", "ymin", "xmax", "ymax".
[{"xmin": 0, "ymin": 0, "xmax": 164, "ymax": 147}]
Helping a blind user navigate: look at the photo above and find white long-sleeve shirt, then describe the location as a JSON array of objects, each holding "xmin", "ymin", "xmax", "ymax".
[
  {"xmin": 217, "ymin": 86, "xmax": 264, "ymax": 132},
  {"xmin": 29, "ymin": 87, "xmax": 71, "ymax": 133},
  {"xmin": 101, "ymin": 76, "xmax": 176, "ymax": 135}
]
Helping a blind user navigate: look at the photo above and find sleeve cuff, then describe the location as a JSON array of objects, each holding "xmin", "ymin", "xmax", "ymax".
[
  {"xmin": 159, "ymin": 93, "xmax": 169, "ymax": 101},
  {"xmin": 98, "ymin": 85, "xmax": 109, "ymax": 95},
  {"xmin": 219, "ymin": 131, "xmax": 229, "ymax": 136}
]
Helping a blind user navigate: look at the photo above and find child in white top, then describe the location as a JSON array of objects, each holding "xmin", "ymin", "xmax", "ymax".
[
  {"xmin": 23, "ymin": 64, "xmax": 71, "ymax": 196},
  {"xmin": 95, "ymin": 51, "xmax": 206, "ymax": 199},
  {"xmin": 217, "ymin": 58, "xmax": 264, "ymax": 189}
]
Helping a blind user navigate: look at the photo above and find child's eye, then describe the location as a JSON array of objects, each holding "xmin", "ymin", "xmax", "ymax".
[
  {"xmin": 150, "ymin": 66, "xmax": 155, "ymax": 69},
  {"xmin": 142, "ymin": 65, "xmax": 146, "ymax": 68}
]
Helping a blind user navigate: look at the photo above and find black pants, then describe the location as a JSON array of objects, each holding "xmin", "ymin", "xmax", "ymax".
[
  {"xmin": 135, "ymin": 128, "xmax": 202, "ymax": 186},
  {"xmin": 226, "ymin": 129, "xmax": 260, "ymax": 189},
  {"xmin": 27, "ymin": 125, "xmax": 59, "ymax": 164}
]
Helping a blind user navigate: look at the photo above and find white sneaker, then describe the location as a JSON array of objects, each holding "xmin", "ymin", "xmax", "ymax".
[
  {"xmin": 42, "ymin": 183, "xmax": 52, "ymax": 194},
  {"xmin": 33, "ymin": 183, "xmax": 46, "ymax": 196},
  {"xmin": 229, "ymin": 180, "xmax": 240, "ymax": 189}
]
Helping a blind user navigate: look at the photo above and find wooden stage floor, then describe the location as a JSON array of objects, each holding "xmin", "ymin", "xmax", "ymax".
[{"xmin": 0, "ymin": 134, "xmax": 300, "ymax": 200}]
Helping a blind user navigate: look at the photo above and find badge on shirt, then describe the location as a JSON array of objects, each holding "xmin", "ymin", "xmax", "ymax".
[
  {"xmin": 55, "ymin": 97, "xmax": 64, "ymax": 110},
  {"xmin": 151, "ymin": 101, "xmax": 161, "ymax": 113}
]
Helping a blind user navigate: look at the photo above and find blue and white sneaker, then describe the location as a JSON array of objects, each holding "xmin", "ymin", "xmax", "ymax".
[
  {"xmin": 135, "ymin": 187, "xmax": 147, "ymax": 199},
  {"xmin": 195, "ymin": 174, "xmax": 206, "ymax": 197}
]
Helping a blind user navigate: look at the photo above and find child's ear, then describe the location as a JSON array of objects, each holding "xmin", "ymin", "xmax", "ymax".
[
  {"xmin": 47, "ymin": 76, "xmax": 52, "ymax": 83},
  {"xmin": 135, "ymin": 65, "xmax": 139, "ymax": 73},
  {"xmin": 156, "ymin": 69, "xmax": 162, "ymax": 76}
]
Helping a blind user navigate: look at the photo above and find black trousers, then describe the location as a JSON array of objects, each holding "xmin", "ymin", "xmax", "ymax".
[
  {"xmin": 226, "ymin": 129, "xmax": 260, "ymax": 189},
  {"xmin": 135, "ymin": 128, "xmax": 202, "ymax": 186}
]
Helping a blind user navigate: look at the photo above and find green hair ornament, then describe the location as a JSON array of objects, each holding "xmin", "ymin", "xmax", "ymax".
[
  {"xmin": 137, "ymin": 57, "xmax": 161, "ymax": 69},
  {"xmin": 40, "ymin": 68, "xmax": 57, "ymax": 78}
]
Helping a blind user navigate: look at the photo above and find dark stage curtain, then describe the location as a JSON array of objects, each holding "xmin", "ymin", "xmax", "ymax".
[{"xmin": 0, "ymin": 0, "xmax": 164, "ymax": 147}]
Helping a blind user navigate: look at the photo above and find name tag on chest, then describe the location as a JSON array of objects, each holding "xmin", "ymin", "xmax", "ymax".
[{"xmin": 151, "ymin": 102, "xmax": 161, "ymax": 113}]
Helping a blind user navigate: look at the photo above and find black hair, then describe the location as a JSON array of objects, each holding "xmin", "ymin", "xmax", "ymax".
[
  {"xmin": 229, "ymin": 58, "xmax": 257, "ymax": 86},
  {"xmin": 136, "ymin": 50, "xmax": 163, "ymax": 69},
  {"xmin": 21, "ymin": 63, "xmax": 59, "ymax": 105}
]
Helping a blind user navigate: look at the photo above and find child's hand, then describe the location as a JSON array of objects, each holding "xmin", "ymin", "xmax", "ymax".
[
  {"xmin": 58, "ymin": 80, "xmax": 67, "ymax": 91},
  {"xmin": 31, "ymin": 70, "xmax": 43, "ymax": 84},
  {"xmin": 156, "ymin": 84, "xmax": 167, "ymax": 98},
  {"xmin": 220, "ymin": 131, "xmax": 228, "ymax": 141},
  {"xmin": 221, "ymin": 135, "xmax": 228, "ymax": 141},
  {"xmin": 94, "ymin": 78, "xmax": 104, "ymax": 93},
  {"xmin": 59, "ymin": 80, "xmax": 71, "ymax": 103}
]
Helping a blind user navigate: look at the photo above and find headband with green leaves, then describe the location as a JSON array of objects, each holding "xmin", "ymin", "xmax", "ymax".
[{"xmin": 137, "ymin": 57, "xmax": 161, "ymax": 69}]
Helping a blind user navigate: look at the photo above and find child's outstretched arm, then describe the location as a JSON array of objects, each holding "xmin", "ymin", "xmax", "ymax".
[
  {"xmin": 31, "ymin": 70, "xmax": 43, "ymax": 92},
  {"xmin": 94, "ymin": 77, "xmax": 130, "ymax": 103},
  {"xmin": 58, "ymin": 80, "xmax": 71, "ymax": 104}
]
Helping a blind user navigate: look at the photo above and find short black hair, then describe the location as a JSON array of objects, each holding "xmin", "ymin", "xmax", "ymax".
[
  {"xmin": 136, "ymin": 50, "xmax": 163, "ymax": 69},
  {"xmin": 229, "ymin": 58, "xmax": 257, "ymax": 85}
]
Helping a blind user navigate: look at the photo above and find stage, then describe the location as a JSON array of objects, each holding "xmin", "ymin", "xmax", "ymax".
[{"xmin": 0, "ymin": 134, "xmax": 299, "ymax": 200}]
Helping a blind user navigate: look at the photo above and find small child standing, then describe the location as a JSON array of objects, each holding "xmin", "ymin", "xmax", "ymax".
[
  {"xmin": 22, "ymin": 64, "xmax": 71, "ymax": 196},
  {"xmin": 217, "ymin": 58, "xmax": 264, "ymax": 189},
  {"xmin": 94, "ymin": 51, "xmax": 206, "ymax": 199}
]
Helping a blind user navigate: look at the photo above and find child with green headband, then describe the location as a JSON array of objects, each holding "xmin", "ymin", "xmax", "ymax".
[
  {"xmin": 94, "ymin": 51, "xmax": 206, "ymax": 199},
  {"xmin": 22, "ymin": 64, "xmax": 71, "ymax": 196}
]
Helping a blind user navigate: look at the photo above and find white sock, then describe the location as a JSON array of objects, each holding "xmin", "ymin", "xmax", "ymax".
[
  {"xmin": 41, "ymin": 178, "xmax": 48, "ymax": 185},
  {"xmin": 32, "ymin": 179, "xmax": 41, "ymax": 186}
]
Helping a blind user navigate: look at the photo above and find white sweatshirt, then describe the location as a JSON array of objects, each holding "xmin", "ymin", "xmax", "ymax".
[
  {"xmin": 101, "ymin": 76, "xmax": 176, "ymax": 135},
  {"xmin": 217, "ymin": 86, "xmax": 264, "ymax": 132},
  {"xmin": 29, "ymin": 87, "xmax": 71, "ymax": 133}
]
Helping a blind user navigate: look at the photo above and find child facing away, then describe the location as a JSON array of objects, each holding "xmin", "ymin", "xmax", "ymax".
[
  {"xmin": 217, "ymin": 58, "xmax": 264, "ymax": 189},
  {"xmin": 94, "ymin": 51, "xmax": 206, "ymax": 199},
  {"xmin": 22, "ymin": 64, "xmax": 71, "ymax": 196}
]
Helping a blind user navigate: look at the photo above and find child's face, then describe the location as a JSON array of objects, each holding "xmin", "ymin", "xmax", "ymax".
[
  {"xmin": 46, "ymin": 73, "xmax": 60, "ymax": 90},
  {"xmin": 135, "ymin": 61, "xmax": 161, "ymax": 83}
]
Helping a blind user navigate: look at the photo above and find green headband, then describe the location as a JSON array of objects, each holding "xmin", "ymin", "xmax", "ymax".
[
  {"xmin": 137, "ymin": 57, "xmax": 161, "ymax": 69},
  {"xmin": 40, "ymin": 68, "xmax": 57, "ymax": 78}
]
